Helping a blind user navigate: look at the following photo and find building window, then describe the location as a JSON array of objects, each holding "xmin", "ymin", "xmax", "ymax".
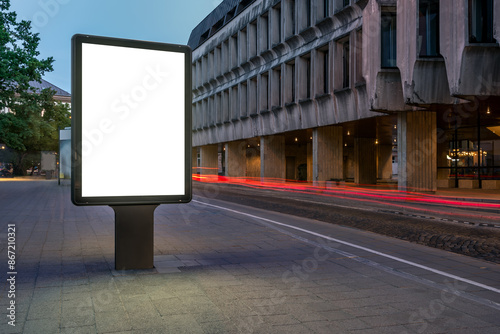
[
  {"xmin": 226, "ymin": 7, "xmax": 237, "ymax": 22},
  {"xmin": 210, "ymin": 17, "xmax": 224, "ymax": 37},
  {"xmin": 260, "ymin": 72, "xmax": 269, "ymax": 111},
  {"xmin": 240, "ymin": 28, "xmax": 247, "ymax": 63},
  {"xmin": 222, "ymin": 90, "xmax": 229, "ymax": 122},
  {"xmin": 230, "ymin": 34, "xmax": 238, "ymax": 69},
  {"xmin": 342, "ymin": 40, "xmax": 350, "ymax": 88},
  {"xmin": 202, "ymin": 55, "xmax": 208, "ymax": 83},
  {"xmin": 285, "ymin": 0, "xmax": 296, "ymax": 38},
  {"xmin": 249, "ymin": 20, "xmax": 258, "ymax": 58},
  {"xmin": 202, "ymin": 99, "xmax": 208, "ymax": 128},
  {"xmin": 307, "ymin": 0, "xmax": 311, "ymax": 27},
  {"xmin": 317, "ymin": 46, "xmax": 329, "ymax": 95},
  {"xmin": 285, "ymin": 60, "xmax": 296, "ymax": 103},
  {"xmin": 334, "ymin": 0, "xmax": 349, "ymax": 13},
  {"xmin": 418, "ymin": 0, "xmax": 440, "ymax": 57},
  {"xmin": 469, "ymin": 0, "xmax": 494, "ymax": 43},
  {"xmin": 192, "ymin": 103, "xmax": 197, "ymax": 129},
  {"xmin": 355, "ymin": 29, "xmax": 364, "ymax": 83},
  {"xmin": 192, "ymin": 64, "xmax": 197, "ymax": 89},
  {"xmin": 334, "ymin": 37, "xmax": 350, "ymax": 90},
  {"xmin": 381, "ymin": 10, "xmax": 397, "ymax": 68},
  {"xmin": 208, "ymin": 50, "xmax": 214, "ymax": 81},
  {"xmin": 238, "ymin": 0, "xmax": 254, "ymax": 14},
  {"xmin": 272, "ymin": 65, "xmax": 282, "ymax": 107},
  {"xmin": 299, "ymin": 53, "xmax": 311, "ymax": 100},
  {"xmin": 215, "ymin": 46, "xmax": 221, "ymax": 77},
  {"xmin": 318, "ymin": 0, "xmax": 330, "ymax": 21},
  {"xmin": 222, "ymin": 39, "xmax": 229, "ymax": 74},
  {"xmin": 249, "ymin": 77, "xmax": 258, "ymax": 115},
  {"xmin": 199, "ymin": 30, "xmax": 209, "ymax": 45},
  {"xmin": 299, "ymin": 0, "xmax": 312, "ymax": 31},
  {"xmin": 272, "ymin": 4, "xmax": 282, "ymax": 46},
  {"xmin": 230, "ymin": 85, "xmax": 239, "ymax": 120},
  {"xmin": 215, "ymin": 93, "xmax": 222, "ymax": 124},
  {"xmin": 240, "ymin": 82, "xmax": 248, "ymax": 117},
  {"xmin": 260, "ymin": 13, "xmax": 269, "ymax": 53},
  {"xmin": 208, "ymin": 96, "xmax": 215, "ymax": 126}
]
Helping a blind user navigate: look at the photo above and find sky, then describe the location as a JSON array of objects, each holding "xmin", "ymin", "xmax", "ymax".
[{"xmin": 9, "ymin": 0, "xmax": 224, "ymax": 93}]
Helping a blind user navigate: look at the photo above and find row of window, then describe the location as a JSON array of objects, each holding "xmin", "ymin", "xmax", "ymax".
[
  {"xmin": 197, "ymin": 0, "xmax": 356, "ymax": 47},
  {"xmin": 193, "ymin": 0, "xmax": 360, "ymax": 89},
  {"xmin": 192, "ymin": 38, "xmax": 364, "ymax": 130},
  {"xmin": 194, "ymin": 0, "xmax": 496, "ymax": 89},
  {"xmin": 374, "ymin": 0, "xmax": 495, "ymax": 69}
]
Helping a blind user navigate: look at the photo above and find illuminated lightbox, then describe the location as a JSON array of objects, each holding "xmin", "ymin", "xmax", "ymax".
[{"xmin": 71, "ymin": 35, "xmax": 192, "ymax": 205}]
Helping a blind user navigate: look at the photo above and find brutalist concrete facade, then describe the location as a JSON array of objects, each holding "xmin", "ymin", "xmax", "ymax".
[{"xmin": 189, "ymin": 0, "xmax": 500, "ymax": 192}]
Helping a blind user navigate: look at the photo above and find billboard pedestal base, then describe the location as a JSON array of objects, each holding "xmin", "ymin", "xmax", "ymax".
[{"xmin": 111, "ymin": 205, "xmax": 158, "ymax": 270}]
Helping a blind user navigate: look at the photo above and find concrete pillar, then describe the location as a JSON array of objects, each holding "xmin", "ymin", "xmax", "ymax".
[
  {"xmin": 378, "ymin": 145, "xmax": 393, "ymax": 180},
  {"xmin": 246, "ymin": 144, "xmax": 261, "ymax": 178},
  {"xmin": 260, "ymin": 135, "xmax": 285, "ymax": 180},
  {"xmin": 225, "ymin": 141, "xmax": 247, "ymax": 177},
  {"xmin": 313, "ymin": 126, "xmax": 343, "ymax": 185},
  {"xmin": 354, "ymin": 138, "xmax": 377, "ymax": 185},
  {"xmin": 307, "ymin": 142, "xmax": 313, "ymax": 182},
  {"xmin": 398, "ymin": 111, "xmax": 437, "ymax": 192},
  {"xmin": 192, "ymin": 148, "xmax": 199, "ymax": 175},
  {"xmin": 200, "ymin": 144, "xmax": 218, "ymax": 175}
]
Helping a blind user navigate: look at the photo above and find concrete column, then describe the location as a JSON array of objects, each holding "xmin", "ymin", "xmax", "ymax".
[
  {"xmin": 246, "ymin": 144, "xmax": 261, "ymax": 178},
  {"xmin": 313, "ymin": 126, "xmax": 343, "ymax": 185},
  {"xmin": 260, "ymin": 135, "xmax": 285, "ymax": 180},
  {"xmin": 398, "ymin": 111, "xmax": 437, "ymax": 192},
  {"xmin": 307, "ymin": 142, "xmax": 313, "ymax": 182},
  {"xmin": 192, "ymin": 148, "xmax": 199, "ymax": 175},
  {"xmin": 225, "ymin": 141, "xmax": 247, "ymax": 177},
  {"xmin": 200, "ymin": 144, "xmax": 219, "ymax": 175},
  {"xmin": 378, "ymin": 145, "xmax": 393, "ymax": 180},
  {"xmin": 354, "ymin": 138, "xmax": 377, "ymax": 185}
]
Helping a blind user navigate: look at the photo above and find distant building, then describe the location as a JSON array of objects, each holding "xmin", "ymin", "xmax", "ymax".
[
  {"xmin": 28, "ymin": 79, "xmax": 71, "ymax": 104},
  {"xmin": 0, "ymin": 79, "xmax": 70, "ymax": 177},
  {"xmin": 1, "ymin": 79, "xmax": 71, "ymax": 113},
  {"xmin": 188, "ymin": 0, "xmax": 500, "ymax": 191}
]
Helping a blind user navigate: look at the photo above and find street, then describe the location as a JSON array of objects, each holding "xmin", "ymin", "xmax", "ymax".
[{"xmin": 0, "ymin": 180, "xmax": 499, "ymax": 333}]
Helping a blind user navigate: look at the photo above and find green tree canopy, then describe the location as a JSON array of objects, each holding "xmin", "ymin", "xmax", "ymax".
[
  {"xmin": 0, "ymin": 0, "xmax": 70, "ymax": 175},
  {"xmin": 0, "ymin": 0, "xmax": 54, "ymax": 109}
]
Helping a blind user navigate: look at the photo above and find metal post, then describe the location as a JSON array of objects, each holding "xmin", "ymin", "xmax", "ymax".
[{"xmin": 111, "ymin": 205, "xmax": 158, "ymax": 270}]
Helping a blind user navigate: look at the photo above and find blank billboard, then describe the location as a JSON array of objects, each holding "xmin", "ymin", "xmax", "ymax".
[{"xmin": 71, "ymin": 35, "xmax": 192, "ymax": 205}]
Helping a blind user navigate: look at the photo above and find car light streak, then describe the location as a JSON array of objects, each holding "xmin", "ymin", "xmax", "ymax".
[{"xmin": 192, "ymin": 174, "xmax": 500, "ymax": 222}]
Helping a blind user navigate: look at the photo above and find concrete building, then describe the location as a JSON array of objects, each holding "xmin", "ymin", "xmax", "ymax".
[{"xmin": 188, "ymin": 0, "xmax": 500, "ymax": 192}]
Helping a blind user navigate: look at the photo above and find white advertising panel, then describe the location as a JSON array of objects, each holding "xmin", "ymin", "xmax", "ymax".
[{"xmin": 72, "ymin": 35, "xmax": 192, "ymax": 205}]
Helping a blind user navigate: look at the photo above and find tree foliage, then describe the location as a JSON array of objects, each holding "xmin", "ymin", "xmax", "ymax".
[
  {"xmin": 0, "ymin": 0, "xmax": 70, "ymax": 175},
  {"xmin": 1, "ymin": 89, "xmax": 71, "ymax": 152},
  {"xmin": 0, "ymin": 0, "xmax": 54, "ymax": 109}
]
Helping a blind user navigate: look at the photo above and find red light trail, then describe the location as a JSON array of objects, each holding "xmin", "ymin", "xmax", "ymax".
[{"xmin": 193, "ymin": 174, "xmax": 500, "ymax": 223}]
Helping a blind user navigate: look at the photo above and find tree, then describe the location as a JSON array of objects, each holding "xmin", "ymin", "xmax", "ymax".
[
  {"xmin": 0, "ymin": 0, "xmax": 53, "ymax": 109},
  {"xmin": 1, "ymin": 89, "xmax": 71, "ymax": 175},
  {"xmin": 0, "ymin": 0, "xmax": 69, "ymax": 175}
]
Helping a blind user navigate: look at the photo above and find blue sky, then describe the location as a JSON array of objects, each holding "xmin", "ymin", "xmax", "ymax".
[{"xmin": 9, "ymin": 0, "xmax": 224, "ymax": 92}]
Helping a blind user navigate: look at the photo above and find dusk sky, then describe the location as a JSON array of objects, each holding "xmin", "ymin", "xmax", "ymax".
[{"xmin": 10, "ymin": 0, "xmax": 224, "ymax": 92}]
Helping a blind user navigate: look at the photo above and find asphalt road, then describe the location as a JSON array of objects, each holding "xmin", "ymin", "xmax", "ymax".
[{"xmin": 193, "ymin": 181, "xmax": 500, "ymax": 264}]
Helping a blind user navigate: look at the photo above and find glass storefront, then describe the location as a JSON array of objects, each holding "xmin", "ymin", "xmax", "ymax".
[{"xmin": 439, "ymin": 101, "xmax": 500, "ymax": 186}]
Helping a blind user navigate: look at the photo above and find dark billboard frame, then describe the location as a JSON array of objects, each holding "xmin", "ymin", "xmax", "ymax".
[{"xmin": 71, "ymin": 34, "xmax": 192, "ymax": 206}]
